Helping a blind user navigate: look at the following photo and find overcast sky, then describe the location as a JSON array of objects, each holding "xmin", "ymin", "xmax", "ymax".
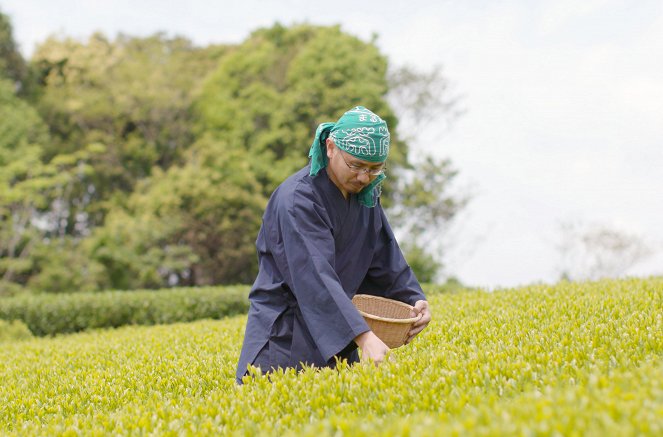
[{"xmin": 2, "ymin": 0, "xmax": 662, "ymax": 288}]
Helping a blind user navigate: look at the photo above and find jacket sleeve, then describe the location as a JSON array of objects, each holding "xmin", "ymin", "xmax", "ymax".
[
  {"xmin": 360, "ymin": 205, "xmax": 427, "ymax": 306},
  {"xmin": 268, "ymin": 182, "xmax": 370, "ymax": 362}
]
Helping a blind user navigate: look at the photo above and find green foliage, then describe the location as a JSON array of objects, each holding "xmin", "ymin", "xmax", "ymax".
[
  {"xmin": 1, "ymin": 55, "xmax": 107, "ymax": 292},
  {"xmin": 0, "ymin": 280, "xmax": 24, "ymax": 297},
  {"xmin": 0, "ymin": 318, "xmax": 33, "ymax": 342},
  {"xmin": 87, "ymin": 145, "xmax": 266, "ymax": 288},
  {"xmin": 0, "ymin": 277, "xmax": 661, "ymax": 435},
  {"xmin": 0, "ymin": 285, "xmax": 249, "ymax": 336},
  {"xmin": 0, "ymin": 79, "xmax": 48, "ymax": 155},
  {"xmin": 389, "ymin": 155, "xmax": 469, "ymax": 279},
  {"xmin": 24, "ymin": 237, "xmax": 108, "ymax": 293},
  {"xmin": 162, "ymin": 23, "xmax": 418, "ymax": 286},
  {"xmin": 194, "ymin": 24, "xmax": 401, "ymax": 198},
  {"xmin": 391, "ymin": 155, "xmax": 467, "ymax": 238},
  {"xmin": 402, "ymin": 241, "xmax": 441, "ymax": 283},
  {"xmin": 0, "ymin": 85, "xmax": 104, "ymax": 289},
  {"xmin": 0, "ymin": 9, "xmax": 28, "ymax": 88},
  {"xmin": 0, "ymin": 78, "xmax": 49, "ymax": 288},
  {"xmin": 30, "ymin": 33, "xmax": 228, "ymax": 229},
  {"xmin": 0, "ymin": 18, "xmax": 466, "ymax": 292},
  {"xmin": 85, "ymin": 23, "xmax": 405, "ymax": 288}
]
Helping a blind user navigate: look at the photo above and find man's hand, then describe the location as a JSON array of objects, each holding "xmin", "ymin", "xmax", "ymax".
[
  {"xmin": 406, "ymin": 300, "xmax": 431, "ymax": 344},
  {"xmin": 354, "ymin": 331, "xmax": 390, "ymax": 366}
]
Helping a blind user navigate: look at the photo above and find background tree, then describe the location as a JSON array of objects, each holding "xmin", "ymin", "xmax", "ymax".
[
  {"xmin": 388, "ymin": 155, "xmax": 469, "ymax": 279},
  {"xmin": 556, "ymin": 220, "xmax": 656, "ymax": 281},
  {"xmin": 193, "ymin": 24, "xmax": 406, "ymax": 198},
  {"xmin": 386, "ymin": 64, "xmax": 468, "ymax": 281},
  {"xmin": 30, "ymin": 33, "xmax": 228, "ymax": 233},
  {"xmin": 387, "ymin": 64, "xmax": 462, "ymax": 144},
  {"xmin": 1, "ymin": 16, "xmax": 467, "ymax": 291},
  {"xmin": 99, "ymin": 24, "xmax": 408, "ymax": 287},
  {"xmin": 0, "ymin": 78, "xmax": 48, "ymax": 294},
  {"xmin": 87, "ymin": 144, "xmax": 265, "ymax": 289},
  {"xmin": 0, "ymin": 77, "xmax": 103, "ymax": 294},
  {"xmin": 0, "ymin": 9, "xmax": 28, "ymax": 90}
]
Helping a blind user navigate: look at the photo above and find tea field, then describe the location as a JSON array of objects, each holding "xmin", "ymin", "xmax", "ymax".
[{"xmin": 1, "ymin": 278, "xmax": 662, "ymax": 435}]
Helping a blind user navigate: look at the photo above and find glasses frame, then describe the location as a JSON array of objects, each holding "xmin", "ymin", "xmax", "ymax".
[{"xmin": 337, "ymin": 147, "xmax": 386, "ymax": 176}]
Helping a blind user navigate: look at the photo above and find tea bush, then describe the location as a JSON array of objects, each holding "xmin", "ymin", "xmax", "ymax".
[
  {"xmin": 1, "ymin": 277, "xmax": 661, "ymax": 435},
  {"xmin": 0, "ymin": 319, "xmax": 33, "ymax": 342},
  {"xmin": 0, "ymin": 285, "xmax": 250, "ymax": 336}
]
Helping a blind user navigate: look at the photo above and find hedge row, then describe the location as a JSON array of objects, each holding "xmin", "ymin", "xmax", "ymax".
[
  {"xmin": 0, "ymin": 285, "xmax": 250, "ymax": 336},
  {"xmin": 0, "ymin": 282, "xmax": 460, "ymax": 338}
]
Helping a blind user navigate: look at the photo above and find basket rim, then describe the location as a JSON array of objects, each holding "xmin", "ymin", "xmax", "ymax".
[
  {"xmin": 356, "ymin": 309, "xmax": 422, "ymax": 324},
  {"xmin": 352, "ymin": 294, "xmax": 422, "ymax": 324}
]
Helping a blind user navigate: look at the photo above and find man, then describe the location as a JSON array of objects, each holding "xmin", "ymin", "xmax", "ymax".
[{"xmin": 236, "ymin": 106, "xmax": 431, "ymax": 384}]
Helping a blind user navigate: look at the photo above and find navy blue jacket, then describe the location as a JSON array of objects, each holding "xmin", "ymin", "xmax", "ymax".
[{"xmin": 236, "ymin": 166, "xmax": 425, "ymax": 383}]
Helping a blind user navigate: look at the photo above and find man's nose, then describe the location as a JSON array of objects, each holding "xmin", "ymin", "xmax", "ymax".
[{"xmin": 357, "ymin": 171, "xmax": 370, "ymax": 183}]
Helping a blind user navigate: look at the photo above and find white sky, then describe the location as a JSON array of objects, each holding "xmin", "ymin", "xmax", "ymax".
[{"xmin": 2, "ymin": 0, "xmax": 662, "ymax": 288}]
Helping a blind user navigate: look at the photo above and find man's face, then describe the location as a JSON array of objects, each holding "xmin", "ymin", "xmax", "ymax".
[{"xmin": 325, "ymin": 139, "xmax": 385, "ymax": 198}]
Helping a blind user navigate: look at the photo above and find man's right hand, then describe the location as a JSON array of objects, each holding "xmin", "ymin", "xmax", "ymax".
[{"xmin": 354, "ymin": 331, "xmax": 390, "ymax": 366}]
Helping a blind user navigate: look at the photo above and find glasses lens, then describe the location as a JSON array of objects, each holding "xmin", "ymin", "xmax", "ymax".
[
  {"xmin": 349, "ymin": 166, "xmax": 384, "ymax": 175},
  {"xmin": 339, "ymin": 148, "xmax": 385, "ymax": 175}
]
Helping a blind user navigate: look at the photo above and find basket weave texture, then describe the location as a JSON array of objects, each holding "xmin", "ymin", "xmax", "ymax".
[{"xmin": 351, "ymin": 294, "xmax": 421, "ymax": 348}]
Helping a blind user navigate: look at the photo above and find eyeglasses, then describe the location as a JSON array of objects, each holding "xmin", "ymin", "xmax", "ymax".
[{"xmin": 338, "ymin": 149, "xmax": 386, "ymax": 176}]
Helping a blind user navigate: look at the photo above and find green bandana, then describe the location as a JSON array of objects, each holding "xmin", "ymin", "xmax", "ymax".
[{"xmin": 308, "ymin": 106, "xmax": 390, "ymax": 207}]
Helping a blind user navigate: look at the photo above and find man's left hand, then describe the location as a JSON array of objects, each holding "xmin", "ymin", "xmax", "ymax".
[{"xmin": 405, "ymin": 300, "xmax": 431, "ymax": 344}]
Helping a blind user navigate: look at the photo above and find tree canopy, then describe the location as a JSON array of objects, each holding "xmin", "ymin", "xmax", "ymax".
[
  {"xmin": 0, "ymin": 10, "xmax": 27, "ymax": 88},
  {"xmin": 0, "ymin": 15, "xmax": 464, "ymax": 294}
]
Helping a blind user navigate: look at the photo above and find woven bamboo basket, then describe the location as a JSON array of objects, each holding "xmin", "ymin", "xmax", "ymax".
[{"xmin": 351, "ymin": 294, "xmax": 422, "ymax": 348}]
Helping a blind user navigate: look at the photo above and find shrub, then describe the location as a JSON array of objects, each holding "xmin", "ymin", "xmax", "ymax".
[{"xmin": 0, "ymin": 285, "xmax": 249, "ymax": 336}]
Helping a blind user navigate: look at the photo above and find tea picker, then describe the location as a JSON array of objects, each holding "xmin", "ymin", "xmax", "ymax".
[{"xmin": 236, "ymin": 106, "xmax": 432, "ymax": 383}]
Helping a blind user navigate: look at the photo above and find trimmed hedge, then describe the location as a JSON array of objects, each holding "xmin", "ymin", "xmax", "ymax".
[
  {"xmin": 0, "ymin": 283, "xmax": 459, "ymax": 338},
  {"xmin": 0, "ymin": 285, "xmax": 250, "ymax": 336}
]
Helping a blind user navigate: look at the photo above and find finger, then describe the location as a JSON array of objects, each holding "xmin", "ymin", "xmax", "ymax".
[
  {"xmin": 411, "ymin": 314, "xmax": 429, "ymax": 328},
  {"xmin": 408, "ymin": 322, "xmax": 427, "ymax": 336},
  {"xmin": 418, "ymin": 306, "xmax": 431, "ymax": 321},
  {"xmin": 361, "ymin": 353, "xmax": 376, "ymax": 365}
]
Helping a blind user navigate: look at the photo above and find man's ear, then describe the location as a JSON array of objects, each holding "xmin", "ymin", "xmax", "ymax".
[{"xmin": 325, "ymin": 138, "xmax": 335, "ymax": 160}]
